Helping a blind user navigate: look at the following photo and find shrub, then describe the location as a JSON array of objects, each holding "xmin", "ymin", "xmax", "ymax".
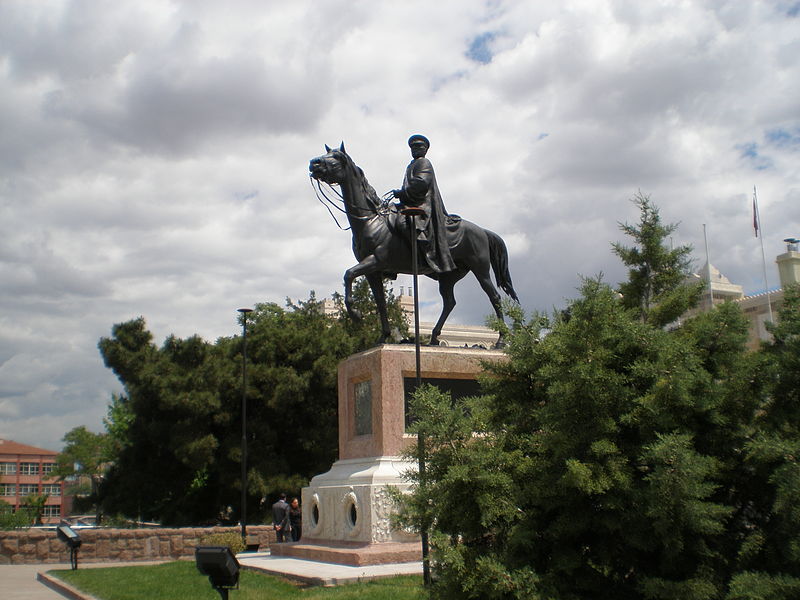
[{"xmin": 198, "ymin": 530, "xmax": 245, "ymax": 555}]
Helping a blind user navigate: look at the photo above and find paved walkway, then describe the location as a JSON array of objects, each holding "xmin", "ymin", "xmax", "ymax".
[
  {"xmin": 1, "ymin": 563, "xmax": 67, "ymax": 600},
  {"xmin": 239, "ymin": 551, "xmax": 422, "ymax": 586},
  {"xmin": 1, "ymin": 554, "xmax": 423, "ymax": 598}
]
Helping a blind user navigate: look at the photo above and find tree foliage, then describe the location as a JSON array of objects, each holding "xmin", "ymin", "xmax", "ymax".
[
  {"xmin": 612, "ymin": 191, "xmax": 702, "ymax": 326},
  {"xmin": 55, "ymin": 425, "xmax": 114, "ymax": 521},
  {"xmin": 0, "ymin": 498, "xmax": 35, "ymax": 529},
  {"xmin": 396, "ymin": 197, "xmax": 800, "ymax": 599},
  {"xmin": 96, "ymin": 283, "xmax": 406, "ymax": 525}
]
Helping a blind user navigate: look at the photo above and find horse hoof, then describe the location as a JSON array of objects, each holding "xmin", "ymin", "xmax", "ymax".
[
  {"xmin": 494, "ymin": 340, "xmax": 506, "ymax": 349},
  {"xmin": 348, "ymin": 309, "xmax": 363, "ymax": 322}
]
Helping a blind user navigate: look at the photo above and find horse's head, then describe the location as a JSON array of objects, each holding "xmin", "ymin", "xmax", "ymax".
[{"xmin": 309, "ymin": 142, "xmax": 350, "ymax": 185}]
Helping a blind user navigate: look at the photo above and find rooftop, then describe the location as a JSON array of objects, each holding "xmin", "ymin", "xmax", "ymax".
[{"xmin": 0, "ymin": 439, "xmax": 58, "ymax": 457}]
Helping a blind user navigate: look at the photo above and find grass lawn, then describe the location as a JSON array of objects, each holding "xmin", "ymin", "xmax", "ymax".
[{"xmin": 50, "ymin": 560, "xmax": 426, "ymax": 600}]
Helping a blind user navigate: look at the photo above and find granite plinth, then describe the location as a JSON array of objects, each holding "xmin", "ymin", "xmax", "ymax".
[
  {"xmin": 269, "ymin": 540, "xmax": 421, "ymax": 566},
  {"xmin": 299, "ymin": 345, "xmax": 507, "ymax": 565},
  {"xmin": 338, "ymin": 344, "xmax": 506, "ymax": 460}
]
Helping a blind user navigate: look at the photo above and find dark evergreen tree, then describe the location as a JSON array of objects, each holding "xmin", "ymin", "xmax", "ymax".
[
  {"xmin": 396, "ymin": 196, "xmax": 799, "ymax": 599},
  {"xmin": 97, "ymin": 286, "xmax": 406, "ymax": 525},
  {"xmin": 728, "ymin": 285, "xmax": 800, "ymax": 600},
  {"xmin": 611, "ymin": 191, "xmax": 702, "ymax": 326}
]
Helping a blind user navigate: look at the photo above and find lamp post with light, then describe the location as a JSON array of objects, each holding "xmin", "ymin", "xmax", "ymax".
[
  {"xmin": 400, "ymin": 206, "xmax": 431, "ymax": 586},
  {"xmin": 237, "ymin": 307, "xmax": 253, "ymax": 545}
]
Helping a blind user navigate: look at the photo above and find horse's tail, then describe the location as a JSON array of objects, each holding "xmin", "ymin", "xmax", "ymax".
[{"xmin": 486, "ymin": 229, "xmax": 520, "ymax": 303}]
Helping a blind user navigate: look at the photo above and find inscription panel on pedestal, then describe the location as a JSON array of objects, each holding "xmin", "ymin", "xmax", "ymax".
[{"xmin": 354, "ymin": 379, "xmax": 372, "ymax": 436}]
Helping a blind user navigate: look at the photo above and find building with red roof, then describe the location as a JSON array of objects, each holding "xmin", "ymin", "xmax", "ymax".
[{"xmin": 0, "ymin": 438, "xmax": 70, "ymax": 524}]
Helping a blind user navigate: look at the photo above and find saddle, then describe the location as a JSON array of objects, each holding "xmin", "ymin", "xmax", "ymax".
[{"xmin": 387, "ymin": 209, "xmax": 465, "ymax": 249}]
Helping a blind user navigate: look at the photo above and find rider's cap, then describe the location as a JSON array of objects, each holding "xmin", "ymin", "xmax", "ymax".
[{"xmin": 408, "ymin": 134, "xmax": 430, "ymax": 148}]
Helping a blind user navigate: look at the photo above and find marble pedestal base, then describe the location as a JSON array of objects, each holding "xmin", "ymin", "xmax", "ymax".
[{"xmin": 286, "ymin": 345, "xmax": 505, "ymax": 565}]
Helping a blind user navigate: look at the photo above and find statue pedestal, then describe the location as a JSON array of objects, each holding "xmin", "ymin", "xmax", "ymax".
[{"xmin": 270, "ymin": 344, "xmax": 506, "ymax": 565}]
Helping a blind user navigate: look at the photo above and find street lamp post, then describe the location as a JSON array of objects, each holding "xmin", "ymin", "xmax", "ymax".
[
  {"xmin": 237, "ymin": 307, "xmax": 253, "ymax": 545},
  {"xmin": 401, "ymin": 206, "xmax": 431, "ymax": 586}
]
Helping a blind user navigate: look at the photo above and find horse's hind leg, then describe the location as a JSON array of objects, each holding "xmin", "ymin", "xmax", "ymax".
[
  {"xmin": 366, "ymin": 272, "xmax": 392, "ymax": 344},
  {"xmin": 473, "ymin": 268, "xmax": 506, "ymax": 348},
  {"xmin": 430, "ymin": 270, "xmax": 467, "ymax": 346}
]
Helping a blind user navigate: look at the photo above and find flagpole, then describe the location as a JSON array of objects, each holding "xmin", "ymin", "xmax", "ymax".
[
  {"xmin": 703, "ymin": 224, "xmax": 713, "ymax": 310},
  {"xmin": 753, "ymin": 186, "xmax": 774, "ymax": 323}
]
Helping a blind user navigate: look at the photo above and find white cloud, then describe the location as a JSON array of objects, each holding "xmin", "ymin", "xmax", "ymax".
[{"xmin": 0, "ymin": 0, "xmax": 798, "ymax": 450}]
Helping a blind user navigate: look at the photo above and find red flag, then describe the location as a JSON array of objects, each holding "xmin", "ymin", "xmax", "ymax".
[{"xmin": 753, "ymin": 189, "xmax": 759, "ymax": 238}]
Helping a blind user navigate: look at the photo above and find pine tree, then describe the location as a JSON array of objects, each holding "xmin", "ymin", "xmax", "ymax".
[
  {"xmin": 728, "ymin": 285, "xmax": 800, "ymax": 599},
  {"xmin": 396, "ymin": 197, "xmax": 773, "ymax": 599},
  {"xmin": 611, "ymin": 191, "xmax": 702, "ymax": 326},
  {"xmin": 96, "ymin": 289, "xmax": 407, "ymax": 525}
]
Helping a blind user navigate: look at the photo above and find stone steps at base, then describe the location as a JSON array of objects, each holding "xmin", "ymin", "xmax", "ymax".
[{"xmin": 270, "ymin": 540, "xmax": 421, "ymax": 566}]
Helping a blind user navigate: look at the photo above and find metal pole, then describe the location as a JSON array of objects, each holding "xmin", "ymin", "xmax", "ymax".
[
  {"xmin": 703, "ymin": 224, "xmax": 713, "ymax": 310},
  {"xmin": 402, "ymin": 207, "xmax": 431, "ymax": 586},
  {"xmin": 753, "ymin": 187, "xmax": 775, "ymax": 322},
  {"xmin": 237, "ymin": 307, "xmax": 253, "ymax": 545}
]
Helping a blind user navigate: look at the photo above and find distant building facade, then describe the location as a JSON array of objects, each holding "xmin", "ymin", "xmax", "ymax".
[
  {"xmin": 687, "ymin": 239, "xmax": 800, "ymax": 350},
  {"xmin": 0, "ymin": 439, "xmax": 69, "ymax": 523}
]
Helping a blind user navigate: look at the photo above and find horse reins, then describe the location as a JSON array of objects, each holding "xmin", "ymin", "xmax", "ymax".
[
  {"xmin": 310, "ymin": 176, "xmax": 351, "ymax": 230},
  {"xmin": 310, "ymin": 165, "xmax": 398, "ymax": 230}
]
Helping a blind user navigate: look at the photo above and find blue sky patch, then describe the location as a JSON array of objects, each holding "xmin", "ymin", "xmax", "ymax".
[
  {"xmin": 467, "ymin": 32, "xmax": 496, "ymax": 64},
  {"xmin": 765, "ymin": 126, "xmax": 800, "ymax": 150},
  {"xmin": 736, "ymin": 142, "xmax": 773, "ymax": 170}
]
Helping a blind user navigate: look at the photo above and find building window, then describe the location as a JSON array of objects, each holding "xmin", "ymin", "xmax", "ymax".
[
  {"xmin": 41, "ymin": 463, "xmax": 55, "ymax": 475},
  {"xmin": 42, "ymin": 484, "xmax": 61, "ymax": 496},
  {"xmin": 43, "ymin": 505, "xmax": 61, "ymax": 517},
  {"xmin": 18, "ymin": 484, "xmax": 39, "ymax": 495},
  {"xmin": 0, "ymin": 462, "xmax": 17, "ymax": 475},
  {"xmin": 0, "ymin": 483, "xmax": 16, "ymax": 496},
  {"xmin": 20, "ymin": 462, "xmax": 40, "ymax": 475}
]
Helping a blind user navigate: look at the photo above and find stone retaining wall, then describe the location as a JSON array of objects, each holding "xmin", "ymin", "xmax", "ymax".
[{"xmin": 0, "ymin": 525, "xmax": 276, "ymax": 565}]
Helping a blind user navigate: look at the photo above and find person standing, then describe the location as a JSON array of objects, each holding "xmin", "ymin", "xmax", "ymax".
[
  {"xmin": 288, "ymin": 497, "xmax": 302, "ymax": 542},
  {"xmin": 271, "ymin": 493, "xmax": 291, "ymax": 543},
  {"xmin": 391, "ymin": 134, "xmax": 456, "ymax": 274}
]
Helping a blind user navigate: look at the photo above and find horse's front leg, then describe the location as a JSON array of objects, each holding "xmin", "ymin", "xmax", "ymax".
[
  {"xmin": 365, "ymin": 273, "xmax": 392, "ymax": 344},
  {"xmin": 343, "ymin": 255, "xmax": 380, "ymax": 322}
]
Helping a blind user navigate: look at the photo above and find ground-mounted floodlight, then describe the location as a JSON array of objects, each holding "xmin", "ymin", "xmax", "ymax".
[
  {"xmin": 195, "ymin": 546, "xmax": 240, "ymax": 600},
  {"xmin": 56, "ymin": 524, "xmax": 82, "ymax": 570}
]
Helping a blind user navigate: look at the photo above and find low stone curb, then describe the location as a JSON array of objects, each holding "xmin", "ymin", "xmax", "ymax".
[{"xmin": 37, "ymin": 571, "xmax": 95, "ymax": 600}]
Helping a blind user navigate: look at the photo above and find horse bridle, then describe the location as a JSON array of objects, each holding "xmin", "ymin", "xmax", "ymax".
[{"xmin": 310, "ymin": 153, "xmax": 397, "ymax": 230}]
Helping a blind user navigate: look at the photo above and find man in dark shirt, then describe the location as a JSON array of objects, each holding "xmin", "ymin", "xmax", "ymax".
[{"xmin": 271, "ymin": 493, "xmax": 291, "ymax": 543}]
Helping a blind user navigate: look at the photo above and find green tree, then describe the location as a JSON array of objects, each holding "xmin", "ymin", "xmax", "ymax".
[
  {"xmin": 395, "ymin": 197, "xmax": 778, "ymax": 599},
  {"xmin": 611, "ymin": 191, "xmax": 702, "ymax": 326},
  {"xmin": 21, "ymin": 493, "xmax": 49, "ymax": 525},
  {"xmin": 55, "ymin": 426, "xmax": 114, "ymax": 522},
  {"xmin": 728, "ymin": 285, "xmax": 800, "ymax": 599},
  {"xmin": 97, "ymin": 287, "xmax": 406, "ymax": 525},
  {"xmin": 0, "ymin": 499, "xmax": 33, "ymax": 530},
  {"xmin": 99, "ymin": 318, "xmax": 242, "ymax": 525}
]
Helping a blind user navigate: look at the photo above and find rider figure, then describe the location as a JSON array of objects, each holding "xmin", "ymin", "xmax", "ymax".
[{"xmin": 391, "ymin": 134, "xmax": 456, "ymax": 274}]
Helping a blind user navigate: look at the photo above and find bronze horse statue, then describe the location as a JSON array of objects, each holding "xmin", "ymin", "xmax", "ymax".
[{"xmin": 309, "ymin": 143, "xmax": 519, "ymax": 347}]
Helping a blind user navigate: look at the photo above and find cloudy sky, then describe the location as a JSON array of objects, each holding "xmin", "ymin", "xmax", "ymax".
[{"xmin": 1, "ymin": 0, "xmax": 798, "ymax": 452}]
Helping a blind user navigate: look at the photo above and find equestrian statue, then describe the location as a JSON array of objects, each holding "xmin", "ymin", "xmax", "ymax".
[{"xmin": 309, "ymin": 136, "xmax": 519, "ymax": 347}]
